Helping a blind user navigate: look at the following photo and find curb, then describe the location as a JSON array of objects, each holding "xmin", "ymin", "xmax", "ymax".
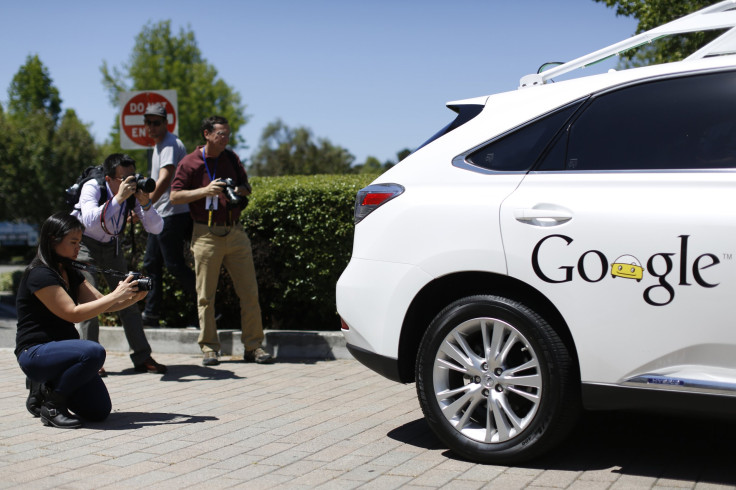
[{"xmin": 95, "ymin": 326, "xmax": 353, "ymax": 361}]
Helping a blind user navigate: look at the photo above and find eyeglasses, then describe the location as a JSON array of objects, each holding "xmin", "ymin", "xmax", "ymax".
[
  {"xmin": 215, "ymin": 131, "xmax": 230, "ymax": 138},
  {"xmin": 144, "ymin": 119, "xmax": 163, "ymax": 127}
]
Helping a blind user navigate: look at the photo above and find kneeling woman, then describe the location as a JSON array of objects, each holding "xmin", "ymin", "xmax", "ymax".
[{"xmin": 15, "ymin": 212, "xmax": 147, "ymax": 428}]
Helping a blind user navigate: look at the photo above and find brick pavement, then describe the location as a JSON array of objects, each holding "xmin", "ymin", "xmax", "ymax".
[{"xmin": 1, "ymin": 348, "xmax": 735, "ymax": 489}]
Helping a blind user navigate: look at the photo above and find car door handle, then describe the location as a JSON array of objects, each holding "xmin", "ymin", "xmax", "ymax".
[{"xmin": 514, "ymin": 208, "xmax": 572, "ymax": 226}]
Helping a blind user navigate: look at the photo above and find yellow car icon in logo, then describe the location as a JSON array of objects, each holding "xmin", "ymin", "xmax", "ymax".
[{"xmin": 611, "ymin": 255, "xmax": 644, "ymax": 281}]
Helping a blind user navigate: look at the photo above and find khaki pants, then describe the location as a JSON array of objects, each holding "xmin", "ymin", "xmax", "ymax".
[{"xmin": 191, "ymin": 223, "xmax": 264, "ymax": 353}]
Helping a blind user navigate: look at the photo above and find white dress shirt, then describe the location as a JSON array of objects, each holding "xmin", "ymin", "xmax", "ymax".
[{"xmin": 72, "ymin": 179, "xmax": 163, "ymax": 243}]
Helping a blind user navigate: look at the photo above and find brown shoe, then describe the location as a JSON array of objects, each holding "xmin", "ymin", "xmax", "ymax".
[
  {"xmin": 98, "ymin": 368, "xmax": 107, "ymax": 378},
  {"xmin": 134, "ymin": 357, "xmax": 167, "ymax": 374},
  {"xmin": 243, "ymin": 347, "xmax": 273, "ymax": 364}
]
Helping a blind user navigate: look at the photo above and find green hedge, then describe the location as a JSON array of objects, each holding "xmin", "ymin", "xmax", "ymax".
[
  {"xmin": 244, "ymin": 174, "xmax": 376, "ymax": 330},
  {"xmin": 6, "ymin": 174, "xmax": 377, "ymax": 331},
  {"xmin": 146, "ymin": 173, "xmax": 376, "ymax": 330}
]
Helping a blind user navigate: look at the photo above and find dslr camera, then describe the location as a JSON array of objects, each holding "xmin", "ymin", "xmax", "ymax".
[
  {"xmin": 127, "ymin": 272, "xmax": 153, "ymax": 291},
  {"xmin": 135, "ymin": 174, "xmax": 156, "ymax": 193},
  {"xmin": 218, "ymin": 178, "xmax": 249, "ymax": 206},
  {"xmin": 69, "ymin": 260, "xmax": 153, "ymax": 291}
]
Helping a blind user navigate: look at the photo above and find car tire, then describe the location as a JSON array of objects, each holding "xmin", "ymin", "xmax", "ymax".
[{"xmin": 416, "ymin": 295, "xmax": 580, "ymax": 464}]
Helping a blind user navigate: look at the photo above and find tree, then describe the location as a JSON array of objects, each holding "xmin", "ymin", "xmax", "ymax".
[
  {"xmin": 356, "ymin": 156, "xmax": 383, "ymax": 174},
  {"xmin": 100, "ymin": 20, "xmax": 247, "ymax": 154},
  {"xmin": 0, "ymin": 57, "xmax": 96, "ymax": 224},
  {"xmin": 249, "ymin": 119, "xmax": 355, "ymax": 176},
  {"xmin": 594, "ymin": 0, "xmax": 722, "ymax": 66},
  {"xmin": 397, "ymin": 148, "xmax": 412, "ymax": 162},
  {"xmin": 53, "ymin": 109, "xmax": 99, "ymax": 197},
  {"xmin": 7, "ymin": 54, "xmax": 62, "ymax": 125},
  {"xmin": 353, "ymin": 148, "xmax": 411, "ymax": 174}
]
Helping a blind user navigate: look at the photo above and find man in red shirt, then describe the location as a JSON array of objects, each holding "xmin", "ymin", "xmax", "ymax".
[{"xmin": 170, "ymin": 115, "xmax": 272, "ymax": 366}]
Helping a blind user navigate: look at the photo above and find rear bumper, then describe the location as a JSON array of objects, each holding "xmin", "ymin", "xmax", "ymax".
[{"xmin": 346, "ymin": 343, "xmax": 404, "ymax": 383}]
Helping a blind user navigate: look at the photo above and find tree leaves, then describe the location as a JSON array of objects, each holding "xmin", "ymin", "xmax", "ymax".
[
  {"xmin": 249, "ymin": 119, "xmax": 355, "ymax": 176},
  {"xmin": 594, "ymin": 0, "xmax": 722, "ymax": 66},
  {"xmin": 1, "ymin": 57, "xmax": 97, "ymax": 224},
  {"xmin": 99, "ymin": 20, "xmax": 247, "ymax": 155}
]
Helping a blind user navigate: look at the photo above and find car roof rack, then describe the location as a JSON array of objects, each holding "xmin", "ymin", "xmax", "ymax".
[{"xmin": 519, "ymin": 0, "xmax": 736, "ymax": 89}]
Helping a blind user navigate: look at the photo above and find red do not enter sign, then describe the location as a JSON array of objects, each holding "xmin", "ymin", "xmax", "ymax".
[{"xmin": 119, "ymin": 90, "xmax": 178, "ymax": 150}]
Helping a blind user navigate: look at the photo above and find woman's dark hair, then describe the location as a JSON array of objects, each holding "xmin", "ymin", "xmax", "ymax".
[
  {"xmin": 31, "ymin": 212, "xmax": 85, "ymax": 272},
  {"xmin": 201, "ymin": 115, "xmax": 228, "ymax": 140},
  {"xmin": 102, "ymin": 153, "xmax": 136, "ymax": 178}
]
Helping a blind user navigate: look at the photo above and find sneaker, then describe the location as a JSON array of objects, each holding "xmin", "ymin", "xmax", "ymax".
[
  {"xmin": 202, "ymin": 351, "xmax": 220, "ymax": 366},
  {"xmin": 134, "ymin": 357, "xmax": 168, "ymax": 374},
  {"xmin": 243, "ymin": 347, "xmax": 273, "ymax": 364}
]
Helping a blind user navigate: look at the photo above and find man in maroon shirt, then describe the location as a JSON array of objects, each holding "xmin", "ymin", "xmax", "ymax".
[{"xmin": 170, "ymin": 115, "xmax": 272, "ymax": 366}]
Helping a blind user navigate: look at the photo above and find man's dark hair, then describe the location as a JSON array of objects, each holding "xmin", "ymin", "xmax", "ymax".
[
  {"xmin": 201, "ymin": 115, "xmax": 229, "ymax": 140},
  {"xmin": 32, "ymin": 212, "xmax": 85, "ymax": 272},
  {"xmin": 102, "ymin": 153, "xmax": 136, "ymax": 178}
]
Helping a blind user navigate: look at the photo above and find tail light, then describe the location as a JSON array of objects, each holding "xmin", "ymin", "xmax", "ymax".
[{"xmin": 354, "ymin": 183, "xmax": 404, "ymax": 224}]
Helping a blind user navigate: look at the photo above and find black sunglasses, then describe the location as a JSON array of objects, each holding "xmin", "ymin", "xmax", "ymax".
[{"xmin": 144, "ymin": 119, "xmax": 163, "ymax": 127}]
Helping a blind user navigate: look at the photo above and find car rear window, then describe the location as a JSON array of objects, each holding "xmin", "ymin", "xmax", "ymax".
[{"xmin": 465, "ymin": 102, "xmax": 582, "ymax": 172}]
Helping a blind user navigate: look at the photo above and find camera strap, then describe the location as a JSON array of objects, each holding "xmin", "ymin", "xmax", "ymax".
[
  {"xmin": 100, "ymin": 195, "xmax": 136, "ymax": 256},
  {"xmin": 69, "ymin": 260, "xmax": 126, "ymax": 280}
]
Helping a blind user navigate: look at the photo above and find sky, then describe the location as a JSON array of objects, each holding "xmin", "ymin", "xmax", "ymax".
[{"xmin": 0, "ymin": 1, "xmax": 639, "ymax": 166}]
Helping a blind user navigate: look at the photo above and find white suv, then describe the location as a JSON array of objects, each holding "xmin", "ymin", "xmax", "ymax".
[{"xmin": 336, "ymin": 2, "xmax": 736, "ymax": 464}]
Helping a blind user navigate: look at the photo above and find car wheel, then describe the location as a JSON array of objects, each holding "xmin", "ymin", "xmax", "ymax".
[{"xmin": 416, "ymin": 295, "xmax": 579, "ymax": 464}]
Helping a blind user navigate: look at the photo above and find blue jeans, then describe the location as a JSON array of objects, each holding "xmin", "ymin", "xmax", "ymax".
[
  {"xmin": 143, "ymin": 212, "xmax": 196, "ymax": 321},
  {"xmin": 18, "ymin": 340, "xmax": 111, "ymax": 421}
]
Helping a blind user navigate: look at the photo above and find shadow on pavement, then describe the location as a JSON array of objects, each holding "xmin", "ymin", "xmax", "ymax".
[
  {"xmin": 387, "ymin": 418, "xmax": 445, "ymax": 450},
  {"xmin": 91, "ymin": 411, "xmax": 218, "ymax": 430},
  {"xmin": 388, "ymin": 411, "xmax": 736, "ymax": 485},
  {"xmin": 110, "ymin": 365, "xmax": 245, "ymax": 381}
]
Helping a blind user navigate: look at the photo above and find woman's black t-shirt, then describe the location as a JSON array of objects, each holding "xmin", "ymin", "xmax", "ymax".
[{"xmin": 15, "ymin": 264, "xmax": 83, "ymax": 357}]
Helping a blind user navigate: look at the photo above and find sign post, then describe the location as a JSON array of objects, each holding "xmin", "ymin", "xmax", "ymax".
[{"xmin": 119, "ymin": 90, "xmax": 178, "ymax": 150}]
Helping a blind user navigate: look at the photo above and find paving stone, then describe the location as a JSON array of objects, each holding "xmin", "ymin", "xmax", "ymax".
[{"xmin": 0, "ymin": 347, "xmax": 734, "ymax": 488}]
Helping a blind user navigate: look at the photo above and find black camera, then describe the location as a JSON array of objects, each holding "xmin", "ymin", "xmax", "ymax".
[
  {"xmin": 128, "ymin": 272, "xmax": 153, "ymax": 291},
  {"xmin": 219, "ymin": 178, "xmax": 248, "ymax": 206},
  {"xmin": 135, "ymin": 174, "xmax": 156, "ymax": 193}
]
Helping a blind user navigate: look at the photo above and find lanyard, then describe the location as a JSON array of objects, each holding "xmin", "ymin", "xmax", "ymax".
[
  {"xmin": 203, "ymin": 146, "xmax": 222, "ymax": 226},
  {"xmin": 100, "ymin": 194, "xmax": 128, "ymax": 256},
  {"xmin": 111, "ymin": 200, "xmax": 126, "ymax": 233},
  {"xmin": 203, "ymin": 147, "xmax": 219, "ymax": 186}
]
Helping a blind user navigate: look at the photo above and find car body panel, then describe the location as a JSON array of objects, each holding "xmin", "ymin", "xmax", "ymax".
[{"xmin": 336, "ymin": 4, "xmax": 736, "ymax": 462}]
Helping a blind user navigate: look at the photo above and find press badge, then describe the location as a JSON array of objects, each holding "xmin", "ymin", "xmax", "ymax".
[{"xmin": 206, "ymin": 196, "xmax": 219, "ymax": 210}]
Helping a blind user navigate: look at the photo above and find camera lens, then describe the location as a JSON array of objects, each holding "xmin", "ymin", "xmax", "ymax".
[
  {"xmin": 136, "ymin": 277, "xmax": 153, "ymax": 291},
  {"xmin": 128, "ymin": 272, "xmax": 153, "ymax": 291},
  {"xmin": 135, "ymin": 174, "xmax": 156, "ymax": 193}
]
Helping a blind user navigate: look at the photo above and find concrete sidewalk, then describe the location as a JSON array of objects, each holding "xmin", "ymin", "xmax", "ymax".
[
  {"xmin": 2, "ymin": 295, "xmax": 736, "ymax": 488},
  {"xmin": 2, "ymin": 349, "xmax": 736, "ymax": 489},
  {"xmin": 0, "ymin": 289, "xmax": 351, "ymax": 361},
  {"xmin": 98, "ymin": 326, "xmax": 351, "ymax": 360}
]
